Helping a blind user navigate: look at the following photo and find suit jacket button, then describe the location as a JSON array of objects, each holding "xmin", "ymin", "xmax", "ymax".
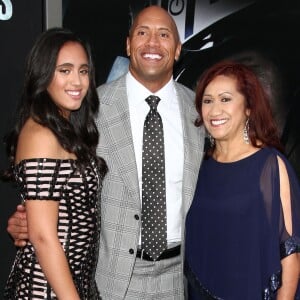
[
  {"xmin": 129, "ymin": 248, "xmax": 134, "ymax": 254},
  {"xmin": 134, "ymin": 214, "xmax": 139, "ymax": 220}
]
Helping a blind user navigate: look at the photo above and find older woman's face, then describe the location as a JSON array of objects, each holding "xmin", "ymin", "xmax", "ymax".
[{"xmin": 201, "ymin": 75, "xmax": 250, "ymax": 143}]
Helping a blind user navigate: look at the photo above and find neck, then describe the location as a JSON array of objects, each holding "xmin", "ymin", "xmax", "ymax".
[
  {"xmin": 129, "ymin": 69, "xmax": 172, "ymax": 93},
  {"xmin": 213, "ymin": 140, "xmax": 258, "ymax": 163}
]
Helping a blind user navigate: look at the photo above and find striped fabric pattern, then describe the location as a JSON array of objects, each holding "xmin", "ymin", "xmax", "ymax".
[{"xmin": 4, "ymin": 158, "xmax": 101, "ymax": 300}]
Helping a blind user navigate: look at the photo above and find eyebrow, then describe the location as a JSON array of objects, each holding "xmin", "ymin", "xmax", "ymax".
[
  {"xmin": 203, "ymin": 91, "xmax": 232, "ymax": 97},
  {"xmin": 135, "ymin": 25, "xmax": 172, "ymax": 33},
  {"xmin": 56, "ymin": 63, "xmax": 89, "ymax": 68},
  {"xmin": 218, "ymin": 92, "xmax": 232, "ymax": 96}
]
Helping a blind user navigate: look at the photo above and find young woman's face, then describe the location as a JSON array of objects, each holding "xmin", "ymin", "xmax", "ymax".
[
  {"xmin": 201, "ymin": 75, "xmax": 250, "ymax": 143},
  {"xmin": 47, "ymin": 41, "xmax": 89, "ymax": 118}
]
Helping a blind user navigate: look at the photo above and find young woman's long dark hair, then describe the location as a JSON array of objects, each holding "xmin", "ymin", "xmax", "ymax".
[{"xmin": 2, "ymin": 27, "xmax": 107, "ymax": 180}]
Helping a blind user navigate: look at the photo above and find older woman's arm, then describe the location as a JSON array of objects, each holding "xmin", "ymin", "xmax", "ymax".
[{"xmin": 276, "ymin": 156, "xmax": 300, "ymax": 299}]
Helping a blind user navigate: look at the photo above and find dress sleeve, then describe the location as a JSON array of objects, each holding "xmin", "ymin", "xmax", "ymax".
[
  {"xmin": 277, "ymin": 151, "xmax": 300, "ymax": 258},
  {"xmin": 15, "ymin": 158, "xmax": 73, "ymax": 201}
]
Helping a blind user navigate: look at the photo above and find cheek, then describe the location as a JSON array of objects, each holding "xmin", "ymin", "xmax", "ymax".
[
  {"xmin": 46, "ymin": 83, "xmax": 56, "ymax": 99},
  {"xmin": 166, "ymin": 46, "xmax": 176, "ymax": 59},
  {"xmin": 203, "ymin": 118, "xmax": 210, "ymax": 128},
  {"xmin": 46, "ymin": 78, "xmax": 65, "ymax": 102},
  {"xmin": 83, "ymin": 77, "xmax": 90, "ymax": 89},
  {"xmin": 201, "ymin": 106, "xmax": 209, "ymax": 119},
  {"xmin": 128, "ymin": 38, "xmax": 141, "ymax": 54},
  {"xmin": 47, "ymin": 77, "xmax": 63, "ymax": 92}
]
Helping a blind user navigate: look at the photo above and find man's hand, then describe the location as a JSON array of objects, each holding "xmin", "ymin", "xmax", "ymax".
[{"xmin": 7, "ymin": 204, "xmax": 28, "ymax": 247}]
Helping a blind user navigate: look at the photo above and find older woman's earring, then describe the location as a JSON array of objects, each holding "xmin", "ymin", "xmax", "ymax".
[
  {"xmin": 243, "ymin": 119, "xmax": 250, "ymax": 144},
  {"xmin": 208, "ymin": 133, "xmax": 215, "ymax": 147}
]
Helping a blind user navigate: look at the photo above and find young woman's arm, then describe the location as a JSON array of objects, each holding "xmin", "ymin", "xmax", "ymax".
[
  {"xmin": 26, "ymin": 199, "xmax": 80, "ymax": 300},
  {"xmin": 276, "ymin": 156, "xmax": 300, "ymax": 300},
  {"xmin": 16, "ymin": 119, "xmax": 80, "ymax": 300}
]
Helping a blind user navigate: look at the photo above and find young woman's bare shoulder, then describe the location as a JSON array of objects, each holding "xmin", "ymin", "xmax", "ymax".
[{"xmin": 16, "ymin": 118, "xmax": 62, "ymax": 162}]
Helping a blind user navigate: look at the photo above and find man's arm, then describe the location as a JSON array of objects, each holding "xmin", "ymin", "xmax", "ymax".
[{"xmin": 7, "ymin": 204, "xmax": 28, "ymax": 247}]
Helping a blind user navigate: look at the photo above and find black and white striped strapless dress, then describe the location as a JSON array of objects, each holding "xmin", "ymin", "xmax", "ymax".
[{"xmin": 4, "ymin": 158, "xmax": 102, "ymax": 300}]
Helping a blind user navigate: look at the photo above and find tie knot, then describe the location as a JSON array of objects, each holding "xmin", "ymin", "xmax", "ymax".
[{"xmin": 146, "ymin": 95, "xmax": 160, "ymax": 110}]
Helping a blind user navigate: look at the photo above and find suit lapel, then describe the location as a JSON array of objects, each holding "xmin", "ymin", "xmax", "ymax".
[
  {"xmin": 175, "ymin": 84, "xmax": 204, "ymax": 214},
  {"xmin": 97, "ymin": 78, "xmax": 204, "ymax": 212},
  {"xmin": 98, "ymin": 76, "xmax": 140, "ymax": 207}
]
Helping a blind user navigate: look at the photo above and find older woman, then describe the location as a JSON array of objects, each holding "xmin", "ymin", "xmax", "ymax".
[{"xmin": 185, "ymin": 60, "xmax": 300, "ymax": 299}]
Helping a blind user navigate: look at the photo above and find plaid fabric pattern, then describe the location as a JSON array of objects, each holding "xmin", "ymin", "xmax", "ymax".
[{"xmin": 95, "ymin": 76, "xmax": 205, "ymax": 299}]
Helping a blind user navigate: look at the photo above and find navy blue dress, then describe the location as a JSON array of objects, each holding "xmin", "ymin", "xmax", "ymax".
[{"xmin": 185, "ymin": 147, "xmax": 300, "ymax": 300}]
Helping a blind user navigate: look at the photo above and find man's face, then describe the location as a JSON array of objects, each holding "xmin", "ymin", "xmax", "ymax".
[{"xmin": 126, "ymin": 6, "xmax": 181, "ymax": 92}]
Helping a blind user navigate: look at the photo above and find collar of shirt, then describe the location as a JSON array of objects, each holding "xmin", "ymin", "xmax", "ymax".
[{"xmin": 126, "ymin": 71, "xmax": 177, "ymax": 110}]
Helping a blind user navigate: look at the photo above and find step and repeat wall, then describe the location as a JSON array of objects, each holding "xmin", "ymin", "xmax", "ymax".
[
  {"xmin": 1, "ymin": 0, "xmax": 300, "ymax": 293},
  {"xmin": 64, "ymin": 0, "xmax": 300, "ymax": 180},
  {"xmin": 0, "ymin": 0, "xmax": 46, "ymax": 292}
]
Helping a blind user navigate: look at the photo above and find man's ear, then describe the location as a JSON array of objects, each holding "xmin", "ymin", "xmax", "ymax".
[
  {"xmin": 175, "ymin": 43, "xmax": 182, "ymax": 61},
  {"xmin": 126, "ymin": 37, "xmax": 130, "ymax": 57}
]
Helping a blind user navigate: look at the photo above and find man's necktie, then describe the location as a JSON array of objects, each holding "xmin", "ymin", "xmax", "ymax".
[{"xmin": 141, "ymin": 95, "xmax": 167, "ymax": 261}]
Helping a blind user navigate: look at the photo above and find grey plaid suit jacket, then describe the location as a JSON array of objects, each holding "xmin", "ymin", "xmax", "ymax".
[{"xmin": 95, "ymin": 75, "xmax": 205, "ymax": 299}]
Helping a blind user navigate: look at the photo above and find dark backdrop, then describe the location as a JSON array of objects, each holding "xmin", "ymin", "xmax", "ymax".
[
  {"xmin": 1, "ymin": 0, "xmax": 300, "ymax": 294},
  {"xmin": 63, "ymin": 0, "xmax": 129, "ymax": 86},
  {"xmin": 0, "ymin": 0, "xmax": 45, "ymax": 293},
  {"xmin": 63, "ymin": 0, "xmax": 300, "ymax": 180},
  {"xmin": 0, "ymin": 0, "xmax": 130, "ymax": 293}
]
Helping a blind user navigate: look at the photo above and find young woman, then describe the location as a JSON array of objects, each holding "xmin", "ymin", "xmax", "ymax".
[{"xmin": 3, "ymin": 28, "xmax": 107, "ymax": 299}]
